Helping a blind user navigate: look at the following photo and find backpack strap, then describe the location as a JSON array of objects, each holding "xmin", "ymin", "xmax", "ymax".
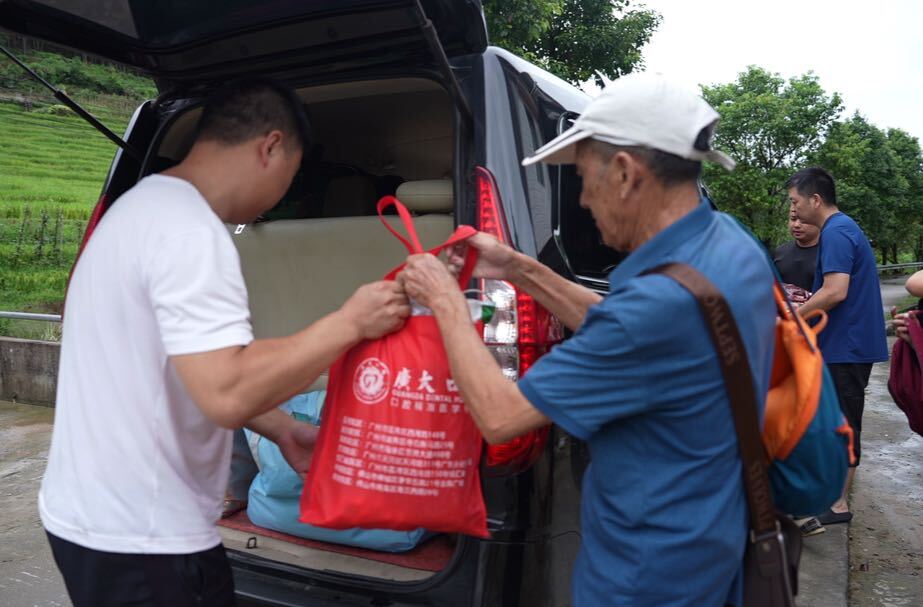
[{"xmin": 646, "ymin": 263, "xmax": 777, "ymax": 534}]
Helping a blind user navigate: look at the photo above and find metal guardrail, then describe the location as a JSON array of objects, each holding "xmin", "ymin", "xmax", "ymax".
[
  {"xmin": 877, "ymin": 262, "xmax": 923, "ymax": 273},
  {"xmin": 0, "ymin": 311, "xmax": 62, "ymax": 322},
  {"xmin": 1, "ymin": 262, "xmax": 920, "ymax": 322}
]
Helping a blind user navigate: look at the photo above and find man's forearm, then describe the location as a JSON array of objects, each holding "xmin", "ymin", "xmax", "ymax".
[
  {"xmin": 509, "ymin": 252, "xmax": 602, "ymax": 331},
  {"xmin": 174, "ymin": 310, "xmax": 361, "ymax": 428},
  {"xmin": 244, "ymin": 407, "xmax": 296, "ymax": 443},
  {"xmin": 225, "ymin": 311, "xmax": 360, "ymax": 423},
  {"xmin": 430, "ymin": 293, "xmax": 549, "ymax": 444},
  {"xmin": 798, "ymin": 287, "xmax": 842, "ymax": 317}
]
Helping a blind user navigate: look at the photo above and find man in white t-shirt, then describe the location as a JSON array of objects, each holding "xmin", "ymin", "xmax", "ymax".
[{"xmin": 40, "ymin": 79, "xmax": 410, "ymax": 607}]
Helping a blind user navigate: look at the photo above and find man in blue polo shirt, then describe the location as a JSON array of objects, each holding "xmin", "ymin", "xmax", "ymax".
[
  {"xmin": 789, "ymin": 167, "xmax": 888, "ymax": 529},
  {"xmin": 398, "ymin": 74, "xmax": 777, "ymax": 606}
]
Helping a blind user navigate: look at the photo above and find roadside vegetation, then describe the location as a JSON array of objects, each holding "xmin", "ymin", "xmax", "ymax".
[
  {"xmin": 0, "ymin": 34, "xmax": 155, "ymax": 339},
  {"xmin": 701, "ymin": 67, "xmax": 923, "ymax": 258}
]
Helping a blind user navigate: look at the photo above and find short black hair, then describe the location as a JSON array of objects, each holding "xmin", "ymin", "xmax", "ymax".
[
  {"xmin": 583, "ymin": 140, "xmax": 701, "ymax": 186},
  {"xmin": 785, "ymin": 167, "xmax": 837, "ymax": 206},
  {"xmin": 195, "ymin": 77, "xmax": 311, "ymax": 150}
]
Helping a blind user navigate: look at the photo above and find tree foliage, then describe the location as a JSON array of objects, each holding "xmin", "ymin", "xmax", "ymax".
[
  {"xmin": 813, "ymin": 116, "xmax": 923, "ymax": 262},
  {"xmin": 701, "ymin": 65, "xmax": 923, "ymax": 261},
  {"xmin": 700, "ymin": 66, "xmax": 842, "ymax": 244},
  {"xmin": 885, "ymin": 129, "xmax": 923, "ymax": 260},
  {"xmin": 482, "ymin": 0, "xmax": 661, "ymax": 85}
]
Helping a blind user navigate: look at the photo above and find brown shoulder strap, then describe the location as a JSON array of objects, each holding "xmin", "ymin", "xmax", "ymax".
[{"xmin": 646, "ymin": 262, "xmax": 777, "ymax": 535}]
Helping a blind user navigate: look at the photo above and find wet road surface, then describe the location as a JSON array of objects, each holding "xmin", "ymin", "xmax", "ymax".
[
  {"xmin": 0, "ymin": 402, "xmax": 69, "ymax": 606},
  {"xmin": 848, "ymin": 341, "xmax": 923, "ymax": 606},
  {"xmin": 880, "ymin": 278, "xmax": 912, "ymax": 314}
]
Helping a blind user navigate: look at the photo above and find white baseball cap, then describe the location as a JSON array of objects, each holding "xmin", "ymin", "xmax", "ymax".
[{"xmin": 522, "ymin": 73, "xmax": 735, "ymax": 171}]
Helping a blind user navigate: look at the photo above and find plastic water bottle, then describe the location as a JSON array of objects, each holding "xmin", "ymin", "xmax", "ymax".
[
  {"xmin": 467, "ymin": 299, "xmax": 495, "ymax": 323},
  {"xmin": 409, "ymin": 298, "xmax": 495, "ymax": 322}
]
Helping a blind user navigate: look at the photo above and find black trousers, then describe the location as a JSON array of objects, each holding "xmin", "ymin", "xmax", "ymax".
[
  {"xmin": 827, "ymin": 362, "xmax": 873, "ymax": 467},
  {"xmin": 47, "ymin": 531, "xmax": 236, "ymax": 607}
]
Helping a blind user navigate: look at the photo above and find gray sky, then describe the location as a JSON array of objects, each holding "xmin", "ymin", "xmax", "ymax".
[{"xmin": 635, "ymin": 0, "xmax": 923, "ymax": 142}]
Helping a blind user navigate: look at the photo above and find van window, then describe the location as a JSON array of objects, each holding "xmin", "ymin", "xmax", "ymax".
[
  {"xmin": 556, "ymin": 116, "xmax": 626, "ymax": 280},
  {"xmin": 506, "ymin": 80, "xmax": 553, "ymax": 249}
]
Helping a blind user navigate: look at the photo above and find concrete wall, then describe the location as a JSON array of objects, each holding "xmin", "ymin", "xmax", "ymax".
[{"xmin": 0, "ymin": 338, "xmax": 59, "ymax": 406}]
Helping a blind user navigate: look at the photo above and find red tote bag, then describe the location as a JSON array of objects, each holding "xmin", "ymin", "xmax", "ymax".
[
  {"xmin": 300, "ymin": 196, "xmax": 489, "ymax": 537},
  {"xmin": 887, "ymin": 311, "xmax": 923, "ymax": 437}
]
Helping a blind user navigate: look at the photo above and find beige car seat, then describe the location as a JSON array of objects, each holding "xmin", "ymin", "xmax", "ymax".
[{"xmin": 229, "ymin": 179, "xmax": 454, "ymax": 391}]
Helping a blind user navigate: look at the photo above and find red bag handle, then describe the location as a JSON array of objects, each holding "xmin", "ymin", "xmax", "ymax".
[
  {"xmin": 426, "ymin": 226, "xmax": 479, "ymax": 288},
  {"xmin": 377, "ymin": 196, "xmax": 425, "ymax": 254},
  {"xmin": 377, "ymin": 196, "xmax": 478, "ymax": 288}
]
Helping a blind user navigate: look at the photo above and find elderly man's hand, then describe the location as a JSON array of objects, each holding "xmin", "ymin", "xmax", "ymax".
[
  {"xmin": 399, "ymin": 253, "xmax": 466, "ymax": 312},
  {"xmin": 447, "ymin": 232, "xmax": 518, "ymax": 281}
]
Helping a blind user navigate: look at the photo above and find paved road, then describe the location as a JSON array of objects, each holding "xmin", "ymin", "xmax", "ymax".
[
  {"xmin": 848, "ymin": 341, "xmax": 923, "ymax": 605},
  {"xmin": 0, "ymin": 402, "xmax": 69, "ymax": 606},
  {"xmin": 798, "ymin": 278, "xmax": 922, "ymax": 606},
  {"xmin": 880, "ymin": 277, "xmax": 914, "ymax": 313}
]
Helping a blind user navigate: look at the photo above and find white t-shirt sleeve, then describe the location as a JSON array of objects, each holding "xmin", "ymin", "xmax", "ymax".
[{"xmin": 147, "ymin": 226, "xmax": 254, "ymax": 356}]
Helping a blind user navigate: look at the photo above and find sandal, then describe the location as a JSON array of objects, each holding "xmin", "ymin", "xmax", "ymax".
[
  {"xmin": 221, "ymin": 498, "xmax": 247, "ymax": 519},
  {"xmin": 817, "ymin": 509, "xmax": 852, "ymax": 525}
]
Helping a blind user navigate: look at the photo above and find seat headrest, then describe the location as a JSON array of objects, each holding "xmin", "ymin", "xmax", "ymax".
[{"xmin": 395, "ymin": 180, "xmax": 453, "ymax": 213}]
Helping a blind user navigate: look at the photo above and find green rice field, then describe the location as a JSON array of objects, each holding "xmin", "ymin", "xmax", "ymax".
[{"xmin": 0, "ymin": 98, "xmax": 138, "ymax": 338}]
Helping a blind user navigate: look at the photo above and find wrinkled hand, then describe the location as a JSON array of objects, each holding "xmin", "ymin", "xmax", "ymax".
[
  {"xmin": 398, "ymin": 253, "xmax": 465, "ymax": 312},
  {"xmin": 892, "ymin": 307, "xmax": 915, "ymax": 347},
  {"xmin": 275, "ymin": 421, "xmax": 320, "ymax": 480},
  {"xmin": 341, "ymin": 281, "xmax": 410, "ymax": 340},
  {"xmin": 446, "ymin": 232, "xmax": 517, "ymax": 281}
]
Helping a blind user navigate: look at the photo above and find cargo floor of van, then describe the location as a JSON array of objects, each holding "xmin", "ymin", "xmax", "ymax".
[{"xmin": 218, "ymin": 512, "xmax": 455, "ymax": 581}]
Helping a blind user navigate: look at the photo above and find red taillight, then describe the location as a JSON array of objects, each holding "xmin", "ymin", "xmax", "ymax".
[
  {"xmin": 66, "ymin": 194, "xmax": 109, "ymax": 294},
  {"xmin": 516, "ymin": 290, "xmax": 563, "ymax": 378},
  {"xmin": 516, "ymin": 290, "xmax": 564, "ymax": 348},
  {"xmin": 484, "ymin": 426, "xmax": 551, "ymax": 470},
  {"xmin": 475, "ymin": 167, "xmax": 508, "ymax": 245},
  {"xmin": 474, "ymin": 167, "xmax": 563, "ymax": 474},
  {"xmin": 77, "ymin": 194, "xmax": 109, "ymax": 257}
]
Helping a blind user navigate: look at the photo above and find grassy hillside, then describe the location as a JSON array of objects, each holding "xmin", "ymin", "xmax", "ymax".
[{"xmin": 0, "ymin": 46, "xmax": 155, "ymax": 338}]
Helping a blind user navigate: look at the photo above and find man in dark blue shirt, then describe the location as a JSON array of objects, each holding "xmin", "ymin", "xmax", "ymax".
[
  {"xmin": 398, "ymin": 74, "xmax": 777, "ymax": 606},
  {"xmin": 789, "ymin": 167, "xmax": 888, "ymax": 528}
]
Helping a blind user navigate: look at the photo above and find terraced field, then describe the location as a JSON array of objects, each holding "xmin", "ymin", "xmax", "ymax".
[{"xmin": 0, "ymin": 99, "xmax": 137, "ymax": 338}]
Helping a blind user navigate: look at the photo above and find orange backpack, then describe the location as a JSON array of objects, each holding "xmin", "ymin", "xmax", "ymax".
[{"xmin": 762, "ymin": 282, "xmax": 855, "ymax": 516}]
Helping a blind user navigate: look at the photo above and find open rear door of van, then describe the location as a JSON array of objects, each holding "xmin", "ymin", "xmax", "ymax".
[{"xmin": 0, "ymin": 0, "xmax": 487, "ymax": 87}]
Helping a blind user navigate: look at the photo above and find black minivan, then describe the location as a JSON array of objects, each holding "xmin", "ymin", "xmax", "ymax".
[{"xmin": 0, "ymin": 2, "xmax": 626, "ymax": 605}]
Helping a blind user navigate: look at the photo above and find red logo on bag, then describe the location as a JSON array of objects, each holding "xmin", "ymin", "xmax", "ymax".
[{"xmin": 353, "ymin": 358, "xmax": 390, "ymax": 404}]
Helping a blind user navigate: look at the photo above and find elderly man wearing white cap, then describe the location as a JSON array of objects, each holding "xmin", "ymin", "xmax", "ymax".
[{"xmin": 399, "ymin": 74, "xmax": 776, "ymax": 607}]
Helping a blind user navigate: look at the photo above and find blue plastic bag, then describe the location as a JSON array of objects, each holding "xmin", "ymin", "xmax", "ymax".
[{"xmin": 245, "ymin": 391, "xmax": 430, "ymax": 552}]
